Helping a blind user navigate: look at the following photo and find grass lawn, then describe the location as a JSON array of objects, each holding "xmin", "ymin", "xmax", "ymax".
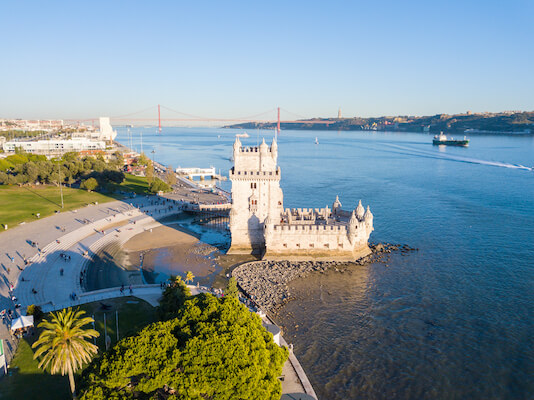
[
  {"xmin": 0, "ymin": 174, "xmax": 149, "ymax": 228},
  {"xmin": 0, "ymin": 297, "xmax": 156, "ymax": 400}
]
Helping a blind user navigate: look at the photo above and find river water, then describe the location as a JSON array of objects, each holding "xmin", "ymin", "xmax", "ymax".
[{"xmin": 116, "ymin": 127, "xmax": 534, "ymax": 399}]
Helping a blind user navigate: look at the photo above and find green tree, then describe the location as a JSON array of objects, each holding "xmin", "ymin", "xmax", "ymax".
[
  {"xmin": 80, "ymin": 177, "xmax": 98, "ymax": 192},
  {"xmin": 22, "ymin": 161, "xmax": 39, "ymax": 183},
  {"xmin": 26, "ymin": 304, "xmax": 44, "ymax": 322},
  {"xmin": 145, "ymin": 160, "xmax": 154, "ymax": 184},
  {"xmin": 225, "ymin": 276, "xmax": 239, "ymax": 299},
  {"xmin": 149, "ymin": 177, "xmax": 171, "ymax": 193},
  {"xmin": 185, "ymin": 270, "xmax": 195, "ymax": 284},
  {"xmin": 157, "ymin": 278, "xmax": 191, "ymax": 320},
  {"xmin": 62, "ymin": 152, "xmax": 79, "ymax": 163},
  {"xmin": 110, "ymin": 151, "xmax": 124, "ymax": 169},
  {"xmin": 165, "ymin": 165, "xmax": 177, "ymax": 186},
  {"xmin": 80, "ymin": 294, "xmax": 288, "ymax": 400},
  {"xmin": 32, "ymin": 308, "xmax": 99, "ymax": 399},
  {"xmin": 137, "ymin": 152, "xmax": 150, "ymax": 166},
  {"xmin": 0, "ymin": 158, "xmax": 14, "ymax": 171}
]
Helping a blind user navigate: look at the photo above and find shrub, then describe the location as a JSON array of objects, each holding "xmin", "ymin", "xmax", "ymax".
[
  {"xmin": 80, "ymin": 177, "xmax": 98, "ymax": 192},
  {"xmin": 149, "ymin": 177, "xmax": 171, "ymax": 193}
]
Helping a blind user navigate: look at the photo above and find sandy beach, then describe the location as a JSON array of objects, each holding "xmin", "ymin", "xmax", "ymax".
[{"xmin": 123, "ymin": 224, "xmax": 221, "ymax": 284}]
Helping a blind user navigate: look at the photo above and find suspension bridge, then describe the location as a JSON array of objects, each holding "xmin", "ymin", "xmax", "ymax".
[{"xmin": 64, "ymin": 105, "xmax": 338, "ymax": 132}]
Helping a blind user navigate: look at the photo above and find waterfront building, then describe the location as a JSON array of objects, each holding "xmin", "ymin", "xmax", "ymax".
[
  {"xmin": 2, "ymin": 137, "xmax": 106, "ymax": 155},
  {"xmin": 228, "ymin": 137, "xmax": 374, "ymax": 260},
  {"xmin": 2, "ymin": 117, "xmax": 116, "ymax": 155}
]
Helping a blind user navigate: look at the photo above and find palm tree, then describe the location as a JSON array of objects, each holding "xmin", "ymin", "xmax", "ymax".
[
  {"xmin": 32, "ymin": 308, "xmax": 99, "ymax": 399},
  {"xmin": 171, "ymin": 274, "xmax": 182, "ymax": 287},
  {"xmin": 185, "ymin": 270, "xmax": 195, "ymax": 284}
]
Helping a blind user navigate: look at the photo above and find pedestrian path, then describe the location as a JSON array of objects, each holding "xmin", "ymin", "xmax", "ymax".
[
  {"xmin": 15, "ymin": 203, "xmax": 180, "ymax": 311},
  {"xmin": 0, "ymin": 195, "xmax": 182, "ymax": 365},
  {"xmin": 40, "ymin": 284, "xmax": 206, "ymax": 313}
]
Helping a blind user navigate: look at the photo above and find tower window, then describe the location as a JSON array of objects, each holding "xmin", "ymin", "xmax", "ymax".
[{"xmin": 250, "ymin": 182, "xmax": 257, "ymax": 189}]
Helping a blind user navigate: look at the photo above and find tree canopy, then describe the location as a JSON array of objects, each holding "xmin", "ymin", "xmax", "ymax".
[
  {"xmin": 80, "ymin": 294, "xmax": 288, "ymax": 400},
  {"xmin": 165, "ymin": 165, "xmax": 177, "ymax": 186},
  {"xmin": 225, "ymin": 277, "xmax": 239, "ymax": 299},
  {"xmin": 157, "ymin": 277, "xmax": 191, "ymax": 321},
  {"xmin": 0, "ymin": 151, "xmax": 124, "ymax": 188},
  {"xmin": 80, "ymin": 177, "xmax": 98, "ymax": 192},
  {"xmin": 149, "ymin": 177, "xmax": 171, "ymax": 193}
]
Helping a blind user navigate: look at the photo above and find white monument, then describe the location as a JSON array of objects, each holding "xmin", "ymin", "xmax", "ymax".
[
  {"xmin": 228, "ymin": 137, "xmax": 374, "ymax": 260},
  {"xmin": 97, "ymin": 117, "xmax": 117, "ymax": 142}
]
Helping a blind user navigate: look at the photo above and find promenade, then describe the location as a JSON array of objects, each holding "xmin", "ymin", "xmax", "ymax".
[{"xmin": 0, "ymin": 195, "xmax": 180, "ymax": 363}]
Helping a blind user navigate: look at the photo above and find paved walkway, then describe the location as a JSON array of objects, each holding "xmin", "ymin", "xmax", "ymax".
[
  {"xmin": 41, "ymin": 284, "xmax": 207, "ymax": 313},
  {"xmin": 0, "ymin": 195, "xmax": 180, "ymax": 364}
]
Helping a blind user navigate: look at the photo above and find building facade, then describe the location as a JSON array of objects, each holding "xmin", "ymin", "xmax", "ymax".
[
  {"xmin": 2, "ymin": 138, "xmax": 106, "ymax": 155},
  {"xmin": 228, "ymin": 137, "xmax": 374, "ymax": 260}
]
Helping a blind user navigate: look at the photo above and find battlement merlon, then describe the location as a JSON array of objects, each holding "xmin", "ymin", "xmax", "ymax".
[{"xmin": 233, "ymin": 137, "xmax": 278, "ymax": 172}]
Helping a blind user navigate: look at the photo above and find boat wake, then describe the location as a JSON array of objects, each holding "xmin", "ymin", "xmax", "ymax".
[{"xmin": 382, "ymin": 143, "xmax": 533, "ymax": 171}]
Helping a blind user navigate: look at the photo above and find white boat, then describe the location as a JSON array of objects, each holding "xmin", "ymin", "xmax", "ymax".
[
  {"xmin": 315, "ymin": 137, "xmax": 319, "ymax": 145},
  {"xmin": 236, "ymin": 132, "xmax": 250, "ymax": 138}
]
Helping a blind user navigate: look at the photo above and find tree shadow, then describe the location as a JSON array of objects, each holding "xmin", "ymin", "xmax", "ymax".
[{"xmin": 23, "ymin": 186, "xmax": 61, "ymax": 208}]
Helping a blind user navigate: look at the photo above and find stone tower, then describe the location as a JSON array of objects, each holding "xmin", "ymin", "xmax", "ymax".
[{"xmin": 228, "ymin": 137, "xmax": 284, "ymax": 254}]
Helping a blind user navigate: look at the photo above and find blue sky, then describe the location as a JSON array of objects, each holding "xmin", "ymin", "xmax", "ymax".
[{"xmin": 1, "ymin": 0, "xmax": 533, "ymax": 121}]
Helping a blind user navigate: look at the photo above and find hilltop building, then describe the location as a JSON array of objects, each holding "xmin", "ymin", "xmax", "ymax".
[{"xmin": 228, "ymin": 137, "xmax": 374, "ymax": 260}]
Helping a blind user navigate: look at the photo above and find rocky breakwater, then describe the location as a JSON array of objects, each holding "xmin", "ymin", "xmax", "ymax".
[{"xmin": 233, "ymin": 243, "xmax": 417, "ymax": 312}]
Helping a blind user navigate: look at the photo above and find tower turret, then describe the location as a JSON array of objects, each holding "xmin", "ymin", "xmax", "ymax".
[
  {"xmin": 233, "ymin": 137, "xmax": 241, "ymax": 161},
  {"xmin": 348, "ymin": 210, "xmax": 358, "ymax": 243},
  {"xmin": 271, "ymin": 137, "xmax": 278, "ymax": 160},
  {"xmin": 259, "ymin": 138, "xmax": 268, "ymax": 153},
  {"xmin": 332, "ymin": 195, "xmax": 342, "ymax": 215},
  {"xmin": 356, "ymin": 200, "xmax": 365, "ymax": 220},
  {"xmin": 364, "ymin": 205, "xmax": 374, "ymax": 233}
]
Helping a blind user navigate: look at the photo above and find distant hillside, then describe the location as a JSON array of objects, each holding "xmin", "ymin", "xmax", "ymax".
[{"xmin": 224, "ymin": 111, "xmax": 534, "ymax": 134}]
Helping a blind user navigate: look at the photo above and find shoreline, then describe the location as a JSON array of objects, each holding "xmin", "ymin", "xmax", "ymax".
[{"xmin": 233, "ymin": 243, "xmax": 417, "ymax": 312}]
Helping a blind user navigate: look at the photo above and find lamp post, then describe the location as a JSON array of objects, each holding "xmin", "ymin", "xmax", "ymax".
[{"xmin": 57, "ymin": 157, "xmax": 64, "ymax": 209}]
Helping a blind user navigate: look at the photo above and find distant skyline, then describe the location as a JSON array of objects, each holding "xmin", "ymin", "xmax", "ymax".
[{"xmin": 1, "ymin": 0, "xmax": 533, "ymax": 122}]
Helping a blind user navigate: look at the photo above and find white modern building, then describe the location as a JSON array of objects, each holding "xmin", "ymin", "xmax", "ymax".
[{"xmin": 2, "ymin": 137, "xmax": 106, "ymax": 155}]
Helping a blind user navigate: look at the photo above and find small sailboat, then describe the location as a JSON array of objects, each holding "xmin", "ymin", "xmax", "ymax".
[{"xmin": 315, "ymin": 137, "xmax": 319, "ymax": 145}]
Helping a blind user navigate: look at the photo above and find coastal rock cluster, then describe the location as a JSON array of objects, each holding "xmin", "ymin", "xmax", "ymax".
[
  {"xmin": 191, "ymin": 242, "xmax": 218, "ymax": 257},
  {"xmin": 233, "ymin": 243, "xmax": 417, "ymax": 311}
]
